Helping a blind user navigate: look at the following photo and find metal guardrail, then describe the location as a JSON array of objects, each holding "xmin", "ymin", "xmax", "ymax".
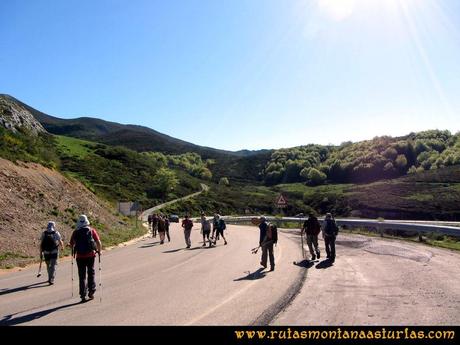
[{"xmin": 222, "ymin": 216, "xmax": 460, "ymax": 238}]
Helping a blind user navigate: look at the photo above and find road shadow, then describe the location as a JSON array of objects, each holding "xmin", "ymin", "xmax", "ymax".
[
  {"xmin": 162, "ymin": 248, "xmax": 184, "ymax": 253},
  {"xmin": 138, "ymin": 241, "xmax": 161, "ymax": 248},
  {"xmin": 188, "ymin": 246, "xmax": 204, "ymax": 251},
  {"xmin": 0, "ymin": 300, "xmax": 83, "ymax": 325},
  {"xmin": 293, "ymin": 259, "xmax": 315, "ymax": 269},
  {"xmin": 315, "ymin": 259, "xmax": 334, "ymax": 269},
  {"xmin": 234, "ymin": 268, "xmax": 266, "ymax": 281},
  {"xmin": 0, "ymin": 281, "xmax": 50, "ymax": 296}
]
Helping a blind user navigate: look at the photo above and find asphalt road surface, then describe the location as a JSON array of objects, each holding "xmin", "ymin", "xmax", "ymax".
[{"xmin": 1, "ymin": 223, "xmax": 459, "ymax": 325}]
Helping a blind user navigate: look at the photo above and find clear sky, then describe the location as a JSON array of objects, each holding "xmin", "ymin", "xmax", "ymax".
[{"xmin": 1, "ymin": 0, "xmax": 460, "ymax": 151}]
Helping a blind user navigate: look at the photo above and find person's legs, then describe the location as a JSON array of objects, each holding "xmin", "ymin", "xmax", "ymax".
[
  {"xmin": 312, "ymin": 235, "xmax": 320, "ymax": 258},
  {"xmin": 324, "ymin": 236, "xmax": 331, "ymax": 258},
  {"xmin": 87, "ymin": 257, "xmax": 96, "ymax": 298},
  {"xmin": 268, "ymin": 243, "xmax": 275, "ymax": 270},
  {"xmin": 260, "ymin": 245, "xmax": 268, "ymax": 268},
  {"xmin": 330, "ymin": 237, "xmax": 336, "ymax": 261},
  {"xmin": 184, "ymin": 229, "xmax": 191, "ymax": 247},
  {"xmin": 159, "ymin": 231, "xmax": 165, "ymax": 244},
  {"xmin": 306, "ymin": 235, "xmax": 315, "ymax": 258},
  {"xmin": 202, "ymin": 233, "xmax": 206, "ymax": 246},
  {"xmin": 166, "ymin": 229, "xmax": 170, "ymax": 242},
  {"xmin": 220, "ymin": 230, "xmax": 227, "ymax": 245},
  {"xmin": 48, "ymin": 258, "xmax": 57, "ymax": 284},
  {"xmin": 76, "ymin": 258, "xmax": 87, "ymax": 299}
]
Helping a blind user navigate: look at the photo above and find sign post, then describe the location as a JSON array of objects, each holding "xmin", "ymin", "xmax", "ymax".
[{"xmin": 275, "ymin": 194, "xmax": 288, "ymax": 216}]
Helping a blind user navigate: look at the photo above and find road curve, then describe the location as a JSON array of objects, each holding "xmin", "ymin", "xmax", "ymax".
[
  {"xmin": 0, "ymin": 223, "xmax": 300, "ymax": 325},
  {"xmin": 1, "ymin": 225, "xmax": 459, "ymax": 325},
  {"xmin": 273, "ymin": 233, "xmax": 460, "ymax": 325}
]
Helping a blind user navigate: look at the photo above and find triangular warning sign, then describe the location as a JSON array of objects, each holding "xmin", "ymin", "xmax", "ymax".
[{"xmin": 276, "ymin": 194, "xmax": 287, "ymax": 205}]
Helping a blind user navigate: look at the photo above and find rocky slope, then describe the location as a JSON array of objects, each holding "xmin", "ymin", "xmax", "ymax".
[
  {"xmin": 0, "ymin": 157, "xmax": 125, "ymax": 268},
  {"xmin": 0, "ymin": 95, "xmax": 46, "ymax": 135}
]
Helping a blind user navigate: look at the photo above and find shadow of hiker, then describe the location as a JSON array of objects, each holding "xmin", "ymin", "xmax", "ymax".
[
  {"xmin": 293, "ymin": 259, "xmax": 315, "ymax": 269},
  {"xmin": 234, "ymin": 268, "xmax": 266, "ymax": 281},
  {"xmin": 188, "ymin": 246, "xmax": 204, "ymax": 251},
  {"xmin": 138, "ymin": 241, "xmax": 161, "ymax": 248},
  {"xmin": 162, "ymin": 248, "xmax": 185, "ymax": 253},
  {"xmin": 0, "ymin": 281, "xmax": 50, "ymax": 296},
  {"xmin": 315, "ymin": 259, "xmax": 334, "ymax": 269},
  {"xmin": 0, "ymin": 300, "xmax": 84, "ymax": 325}
]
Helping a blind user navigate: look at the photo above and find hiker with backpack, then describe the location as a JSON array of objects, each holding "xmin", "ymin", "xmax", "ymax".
[
  {"xmin": 165, "ymin": 216, "xmax": 171, "ymax": 242},
  {"xmin": 39, "ymin": 221, "xmax": 64, "ymax": 285},
  {"xmin": 322, "ymin": 213, "xmax": 339, "ymax": 262},
  {"xmin": 70, "ymin": 215, "xmax": 102, "ymax": 302},
  {"xmin": 302, "ymin": 213, "xmax": 321, "ymax": 261},
  {"xmin": 181, "ymin": 214, "xmax": 194, "ymax": 248},
  {"xmin": 147, "ymin": 214, "xmax": 153, "ymax": 231},
  {"xmin": 211, "ymin": 214, "xmax": 220, "ymax": 242},
  {"xmin": 158, "ymin": 214, "xmax": 166, "ymax": 244},
  {"xmin": 200, "ymin": 213, "xmax": 212, "ymax": 247},
  {"xmin": 152, "ymin": 214, "xmax": 159, "ymax": 238},
  {"xmin": 213, "ymin": 214, "xmax": 227, "ymax": 246},
  {"xmin": 259, "ymin": 219, "xmax": 277, "ymax": 271}
]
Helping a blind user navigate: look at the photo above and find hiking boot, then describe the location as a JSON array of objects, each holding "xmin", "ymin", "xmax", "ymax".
[
  {"xmin": 270, "ymin": 267, "xmax": 275, "ymax": 271},
  {"xmin": 311, "ymin": 254, "xmax": 316, "ymax": 261},
  {"xmin": 202, "ymin": 243, "xmax": 206, "ymax": 247},
  {"xmin": 316, "ymin": 251, "xmax": 321, "ymax": 259},
  {"xmin": 88, "ymin": 292, "xmax": 94, "ymax": 300},
  {"xmin": 260, "ymin": 262, "xmax": 267, "ymax": 268},
  {"xmin": 186, "ymin": 245, "xmax": 191, "ymax": 249},
  {"xmin": 80, "ymin": 296, "xmax": 87, "ymax": 303},
  {"xmin": 160, "ymin": 241, "xmax": 164, "ymax": 244},
  {"xmin": 224, "ymin": 241, "xmax": 227, "ymax": 245}
]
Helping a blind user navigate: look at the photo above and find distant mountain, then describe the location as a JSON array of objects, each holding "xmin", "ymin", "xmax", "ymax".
[
  {"xmin": 0, "ymin": 94, "xmax": 273, "ymax": 181},
  {"xmin": 1, "ymin": 94, "xmax": 241, "ymax": 158}
]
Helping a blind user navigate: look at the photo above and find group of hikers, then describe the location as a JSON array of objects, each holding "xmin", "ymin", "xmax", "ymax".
[
  {"xmin": 147, "ymin": 213, "xmax": 171, "ymax": 244},
  {"xmin": 254, "ymin": 212, "xmax": 339, "ymax": 271},
  {"xmin": 38, "ymin": 211, "xmax": 338, "ymax": 303},
  {"xmin": 39, "ymin": 215, "xmax": 102, "ymax": 302}
]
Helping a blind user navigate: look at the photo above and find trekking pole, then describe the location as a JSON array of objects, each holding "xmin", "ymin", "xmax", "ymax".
[
  {"xmin": 300, "ymin": 229, "xmax": 306, "ymax": 259},
  {"xmin": 98, "ymin": 252, "xmax": 102, "ymax": 303},
  {"xmin": 37, "ymin": 253, "xmax": 43, "ymax": 278},
  {"xmin": 71, "ymin": 248, "xmax": 74, "ymax": 298}
]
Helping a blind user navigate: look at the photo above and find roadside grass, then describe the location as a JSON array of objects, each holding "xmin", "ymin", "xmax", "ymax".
[
  {"xmin": 0, "ymin": 252, "xmax": 35, "ymax": 269},
  {"xmin": 97, "ymin": 218, "xmax": 148, "ymax": 248},
  {"xmin": 0, "ymin": 218, "xmax": 148, "ymax": 270}
]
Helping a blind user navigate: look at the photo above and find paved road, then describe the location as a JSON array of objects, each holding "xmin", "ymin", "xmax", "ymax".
[
  {"xmin": 274, "ymin": 233, "xmax": 460, "ymax": 325},
  {"xmin": 1, "ymin": 224, "xmax": 459, "ymax": 325},
  {"xmin": 0, "ymin": 223, "xmax": 300, "ymax": 325}
]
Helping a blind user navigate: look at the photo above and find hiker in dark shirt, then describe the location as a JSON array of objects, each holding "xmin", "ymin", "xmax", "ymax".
[
  {"xmin": 302, "ymin": 213, "xmax": 321, "ymax": 261},
  {"xmin": 322, "ymin": 213, "xmax": 339, "ymax": 262},
  {"xmin": 259, "ymin": 217, "xmax": 277, "ymax": 271}
]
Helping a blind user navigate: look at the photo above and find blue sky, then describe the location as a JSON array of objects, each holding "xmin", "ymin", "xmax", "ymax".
[{"xmin": 1, "ymin": 0, "xmax": 460, "ymax": 151}]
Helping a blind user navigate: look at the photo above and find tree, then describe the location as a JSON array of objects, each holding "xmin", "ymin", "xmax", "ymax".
[
  {"xmin": 219, "ymin": 177, "xmax": 229, "ymax": 186},
  {"xmin": 151, "ymin": 168, "xmax": 178, "ymax": 198},
  {"xmin": 306, "ymin": 168, "xmax": 326, "ymax": 186},
  {"xmin": 395, "ymin": 154, "xmax": 407, "ymax": 169}
]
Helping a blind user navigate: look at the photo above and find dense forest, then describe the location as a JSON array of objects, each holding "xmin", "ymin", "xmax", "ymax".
[{"xmin": 263, "ymin": 130, "xmax": 460, "ymax": 185}]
